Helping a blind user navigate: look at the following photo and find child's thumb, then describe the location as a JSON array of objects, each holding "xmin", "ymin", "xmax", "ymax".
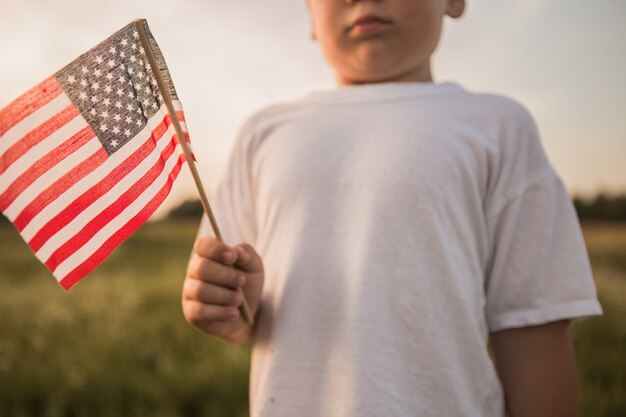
[{"xmin": 234, "ymin": 243, "xmax": 263, "ymax": 273}]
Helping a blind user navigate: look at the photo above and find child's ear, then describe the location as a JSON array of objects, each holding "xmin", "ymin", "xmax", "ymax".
[
  {"xmin": 306, "ymin": 0, "xmax": 317, "ymax": 40},
  {"xmin": 446, "ymin": 0, "xmax": 466, "ymax": 19}
]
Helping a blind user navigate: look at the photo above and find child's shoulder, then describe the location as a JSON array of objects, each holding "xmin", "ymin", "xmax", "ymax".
[
  {"xmin": 239, "ymin": 98, "xmax": 312, "ymax": 136},
  {"xmin": 455, "ymin": 86, "xmax": 537, "ymax": 128}
]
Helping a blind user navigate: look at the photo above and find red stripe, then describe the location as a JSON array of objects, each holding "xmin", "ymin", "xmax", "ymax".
[
  {"xmin": 28, "ymin": 113, "xmax": 173, "ymax": 252},
  {"xmin": 44, "ymin": 136, "xmax": 179, "ymax": 271},
  {"xmin": 0, "ymin": 77, "xmax": 63, "ymax": 137},
  {"xmin": 58, "ymin": 156, "xmax": 185, "ymax": 291},
  {"xmin": 13, "ymin": 147, "xmax": 107, "ymax": 230},
  {"xmin": 0, "ymin": 105, "xmax": 80, "ymax": 175},
  {"xmin": 0, "ymin": 127, "xmax": 94, "ymax": 212}
]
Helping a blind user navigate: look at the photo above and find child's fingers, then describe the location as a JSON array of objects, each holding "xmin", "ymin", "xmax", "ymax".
[
  {"xmin": 187, "ymin": 256, "xmax": 245, "ymax": 289},
  {"xmin": 183, "ymin": 299, "xmax": 240, "ymax": 326},
  {"xmin": 183, "ymin": 278, "xmax": 243, "ymax": 307},
  {"xmin": 193, "ymin": 236, "xmax": 237, "ymax": 265}
]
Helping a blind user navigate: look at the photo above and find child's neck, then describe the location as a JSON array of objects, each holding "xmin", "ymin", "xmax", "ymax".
[{"xmin": 336, "ymin": 63, "xmax": 433, "ymax": 86}]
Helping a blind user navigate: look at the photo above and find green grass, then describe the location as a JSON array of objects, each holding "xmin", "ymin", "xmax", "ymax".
[
  {"xmin": 0, "ymin": 220, "xmax": 624, "ymax": 416},
  {"xmin": 573, "ymin": 223, "xmax": 626, "ymax": 417},
  {"xmin": 0, "ymin": 219, "xmax": 250, "ymax": 417}
]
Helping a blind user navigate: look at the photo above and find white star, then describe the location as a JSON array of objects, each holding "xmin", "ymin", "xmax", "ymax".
[
  {"xmin": 115, "ymin": 101, "xmax": 122, "ymax": 109},
  {"xmin": 133, "ymin": 31, "xmax": 139, "ymax": 39},
  {"xmin": 114, "ymin": 114, "xmax": 122, "ymax": 121},
  {"xmin": 104, "ymin": 86, "xmax": 112, "ymax": 94},
  {"xmin": 117, "ymin": 88, "xmax": 125, "ymax": 96},
  {"xmin": 111, "ymin": 139, "xmax": 119, "ymax": 147},
  {"xmin": 127, "ymin": 92, "xmax": 134, "ymax": 100},
  {"xmin": 90, "ymin": 108, "xmax": 97, "ymax": 116},
  {"xmin": 67, "ymin": 75, "xmax": 76, "ymax": 84},
  {"xmin": 90, "ymin": 95, "xmax": 99, "ymax": 104},
  {"xmin": 144, "ymin": 85, "xmax": 151, "ymax": 94},
  {"xmin": 80, "ymin": 79, "xmax": 88, "ymax": 87},
  {"xmin": 128, "ymin": 67, "xmax": 134, "ymax": 75},
  {"xmin": 92, "ymin": 82, "xmax": 100, "ymax": 91},
  {"xmin": 140, "ymin": 47, "xmax": 145, "ymax": 55},
  {"xmin": 120, "ymin": 51, "xmax": 126, "ymax": 59},
  {"xmin": 78, "ymin": 91, "xmax": 88, "ymax": 100},
  {"xmin": 106, "ymin": 73, "xmax": 114, "ymax": 81},
  {"xmin": 118, "ymin": 76, "xmax": 126, "ymax": 84},
  {"xmin": 107, "ymin": 59, "xmax": 116, "ymax": 68},
  {"xmin": 125, "ymin": 116, "xmax": 133, "ymax": 124},
  {"xmin": 101, "ymin": 111, "xmax": 109, "ymax": 119},
  {"xmin": 134, "ymin": 82, "xmax": 142, "ymax": 91},
  {"xmin": 136, "ymin": 71, "xmax": 144, "ymax": 79},
  {"xmin": 119, "ymin": 64, "xmax": 125, "ymax": 70},
  {"xmin": 121, "ymin": 39, "xmax": 128, "ymax": 47},
  {"xmin": 81, "ymin": 65, "xmax": 88, "ymax": 74},
  {"xmin": 109, "ymin": 46, "xmax": 117, "ymax": 54},
  {"xmin": 93, "ymin": 68, "xmax": 101, "ymax": 77},
  {"xmin": 131, "ymin": 43, "xmax": 137, "ymax": 51},
  {"xmin": 126, "ymin": 104, "xmax": 133, "ymax": 112},
  {"xmin": 130, "ymin": 55, "xmax": 137, "ymax": 63},
  {"xmin": 112, "ymin": 126, "xmax": 120, "ymax": 135},
  {"xmin": 135, "ymin": 119, "xmax": 142, "ymax": 126},
  {"xmin": 95, "ymin": 55, "xmax": 103, "ymax": 64},
  {"xmin": 100, "ymin": 124, "xmax": 108, "ymax": 132},
  {"xmin": 152, "ymin": 102, "xmax": 158, "ymax": 109},
  {"xmin": 102, "ymin": 98, "xmax": 111, "ymax": 106},
  {"xmin": 124, "ymin": 129, "xmax": 131, "ymax": 137}
]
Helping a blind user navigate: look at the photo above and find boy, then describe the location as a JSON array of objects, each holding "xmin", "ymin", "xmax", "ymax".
[{"xmin": 182, "ymin": 0, "xmax": 602, "ymax": 416}]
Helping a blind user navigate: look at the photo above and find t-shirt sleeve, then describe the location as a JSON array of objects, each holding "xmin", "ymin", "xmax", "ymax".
[
  {"xmin": 483, "ymin": 103, "xmax": 602, "ymax": 332},
  {"xmin": 196, "ymin": 123, "xmax": 257, "ymax": 246}
]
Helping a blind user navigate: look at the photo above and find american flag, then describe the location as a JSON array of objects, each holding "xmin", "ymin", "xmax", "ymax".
[{"xmin": 0, "ymin": 20, "xmax": 189, "ymax": 290}]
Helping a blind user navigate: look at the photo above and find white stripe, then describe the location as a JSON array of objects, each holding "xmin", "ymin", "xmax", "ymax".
[
  {"xmin": 0, "ymin": 94, "xmax": 71, "ymax": 155},
  {"xmin": 3, "ymin": 137, "xmax": 100, "ymax": 222},
  {"xmin": 0, "ymin": 115, "xmax": 87, "ymax": 195},
  {"xmin": 52, "ymin": 143, "xmax": 184, "ymax": 280},
  {"xmin": 19, "ymin": 105, "xmax": 175, "ymax": 241},
  {"xmin": 34, "ymin": 121, "xmax": 179, "ymax": 261}
]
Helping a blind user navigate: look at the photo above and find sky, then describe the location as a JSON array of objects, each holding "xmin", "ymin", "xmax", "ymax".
[{"xmin": 1, "ymin": 0, "xmax": 625, "ymax": 219}]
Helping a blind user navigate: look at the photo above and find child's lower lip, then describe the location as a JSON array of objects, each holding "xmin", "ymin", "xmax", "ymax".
[{"xmin": 349, "ymin": 20, "xmax": 390, "ymax": 36}]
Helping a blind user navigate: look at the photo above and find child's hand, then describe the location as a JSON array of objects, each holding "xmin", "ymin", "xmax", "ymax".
[{"xmin": 182, "ymin": 236, "xmax": 264, "ymax": 344}]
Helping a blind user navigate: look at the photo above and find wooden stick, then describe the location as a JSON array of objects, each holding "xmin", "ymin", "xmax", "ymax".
[{"xmin": 134, "ymin": 19, "xmax": 254, "ymax": 325}]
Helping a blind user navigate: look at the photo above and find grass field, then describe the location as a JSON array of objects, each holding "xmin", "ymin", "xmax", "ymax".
[{"xmin": 0, "ymin": 219, "xmax": 624, "ymax": 416}]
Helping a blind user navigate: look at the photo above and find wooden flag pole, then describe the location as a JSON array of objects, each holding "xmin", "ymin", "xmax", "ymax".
[{"xmin": 134, "ymin": 19, "xmax": 254, "ymax": 325}]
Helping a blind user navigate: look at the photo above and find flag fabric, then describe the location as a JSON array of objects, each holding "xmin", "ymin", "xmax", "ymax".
[{"xmin": 0, "ymin": 20, "xmax": 190, "ymax": 290}]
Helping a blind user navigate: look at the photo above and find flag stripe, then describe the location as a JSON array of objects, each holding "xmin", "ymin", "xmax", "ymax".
[
  {"xmin": 45, "ymin": 133, "xmax": 179, "ymax": 271},
  {"xmin": 0, "ymin": 94, "xmax": 70, "ymax": 158},
  {"xmin": 18, "ymin": 105, "xmax": 181, "ymax": 242},
  {"xmin": 0, "ymin": 76, "xmax": 63, "ymax": 138},
  {"xmin": 0, "ymin": 105, "xmax": 80, "ymax": 175},
  {"xmin": 0, "ymin": 126, "xmax": 95, "ymax": 212},
  {"xmin": 28, "ymin": 111, "xmax": 176, "ymax": 254},
  {"xmin": 52, "ymin": 148, "xmax": 185, "ymax": 279},
  {"xmin": 58, "ymin": 155, "xmax": 185, "ymax": 290},
  {"xmin": 11, "ymin": 147, "xmax": 107, "ymax": 230},
  {"xmin": 0, "ymin": 113, "xmax": 88, "ymax": 196}
]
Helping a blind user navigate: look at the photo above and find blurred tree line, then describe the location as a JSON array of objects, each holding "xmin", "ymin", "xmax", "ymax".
[
  {"xmin": 1, "ymin": 193, "xmax": 625, "ymax": 226},
  {"xmin": 573, "ymin": 194, "xmax": 626, "ymax": 222},
  {"xmin": 165, "ymin": 193, "xmax": 626, "ymax": 222}
]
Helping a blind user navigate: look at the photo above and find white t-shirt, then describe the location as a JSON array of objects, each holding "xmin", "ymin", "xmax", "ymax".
[{"xmin": 198, "ymin": 82, "xmax": 602, "ymax": 417}]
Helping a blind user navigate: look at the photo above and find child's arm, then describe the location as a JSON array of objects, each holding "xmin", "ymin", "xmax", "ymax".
[
  {"xmin": 490, "ymin": 320, "xmax": 579, "ymax": 417},
  {"xmin": 182, "ymin": 236, "xmax": 265, "ymax": 344}
]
